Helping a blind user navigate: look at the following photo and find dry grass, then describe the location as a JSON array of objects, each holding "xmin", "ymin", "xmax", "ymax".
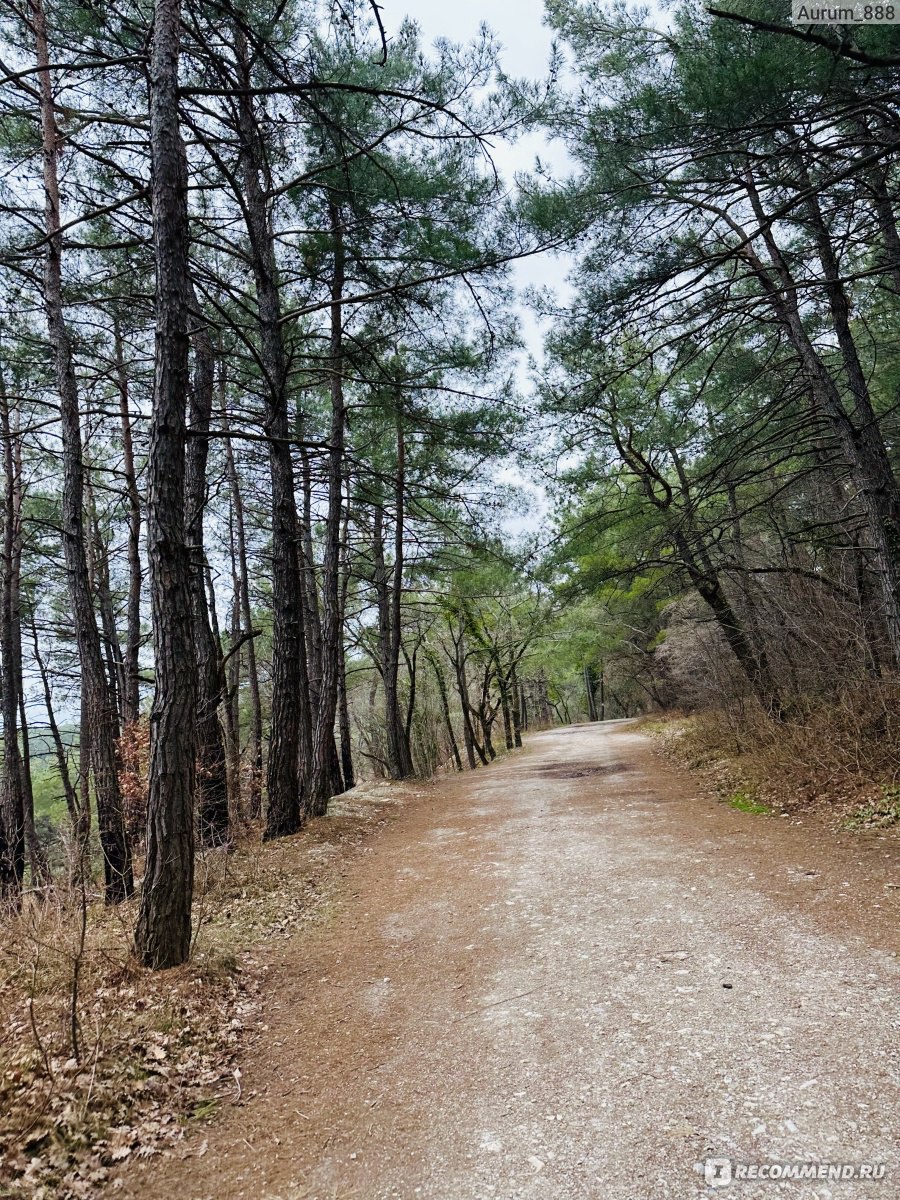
[
  {"xmin": 647, "ymin": 682, "xmax": 900, "ymax": 827},
  {"xmin": 0, "ymin": 779, "xmax": 421, "ymax": 1199}
]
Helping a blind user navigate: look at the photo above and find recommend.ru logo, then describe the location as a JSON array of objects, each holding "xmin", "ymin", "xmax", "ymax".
[{"xmin": 701, "ymin": 1158, "xmax": 886, "ymax": 1187}]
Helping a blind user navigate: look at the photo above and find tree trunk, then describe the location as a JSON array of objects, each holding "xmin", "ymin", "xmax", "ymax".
[
  {"xmin": 510, "ymin": 661, "xmax": 523, "ymax": 748},
  {"xmin": 135, "ymin": 0, "xmax": 196, "ymax": 968},
  {"xmin": 372, "ymin": 504, "xmax": 400, "ymax": 775},
  {"xmin": 235, "ymin": 30, "xmax": 310, "ymax": 837},
  {"xmin": 537, "ymin": 673, "xmax": 552, "ymax": 726},
  {"xmin": 370, "ymin": 399, "xmax": 415, "ymax": 782},
  {"xmin": 427, "ymin": 651, "xmax": 462, "ymax": 771},
  {"xmin": 0, "ymin": 374, "xmax": 25, "ymax": 900},
  {"xmin": 583, "ymin": 663, "xmax": 598, "ymax": 721},
  {"xmin": 336, "ymin": 493, "xmax": 355, "ymax": 791},
  {"xmin": 185, "ymin": 285, "xmax": 230, "ymax": 847},
  {"xmin": 390, "ymin": 403, "xmax": 415, "ymax": 776},
  {"xmin": 337, "ymin": 647, "xmax": 355, "ymax": 791},
  {"xmin": 450, "ymin": 627, "xmax": 485, "ymax": 767},
  {"xmin": 868, "ymin": 163, "xmax": 900, "ymax": 296},
  {"xmin": 17, "ymin": 677, "xmax": 48, "ymax": 888},
  {"xmin": 308, "ymin": 198, "xmax": 347, "ymax": 816},
  {"xmin": 30, "ymin": 616, "xmax": 79, "ymax": 826},
  {"xmin": 223, "ymin": 425, "xmax": 263, "ymax": 816},
  {"xmin": 87, "ymin": 489, "xmax": 125, "ymax": 723},
  {"xmin": 76, "ymin": 691, "xmax": 91, "ymax": 872},
  {"xmin": 114, "ymin": 318, "xmax": 143, "ymax": 725},
  {"xmin": 223, "ymin": 509, "xmax": 243, "ymax": 810},
  {"xmin": 402, "ymin": 641, "xmax": 420, "ymax": 767},
  {"xmin": 31, "ymin": 0, "xmax": 132, "ymax": 903},
  {"xmin": 673, "ymin": 523, "xmax": 783, "ymax": 715},
  {"xmin": 498, "ymin": 666, "xmax": 514, "ymax": 749},
  {"xmin": 10, "ymin": 432, "xmax": 49, "ymax": 887},
  {"xmin": 298, "ymin": 445, "xmax": 324, "ymax": 726},
  {"xmin": 478, "ymin": 692, "xmax": 497, "ymax": 761}
]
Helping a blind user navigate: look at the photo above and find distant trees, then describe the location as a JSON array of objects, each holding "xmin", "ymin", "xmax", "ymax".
[{"xmin": 531, "ymin": 1, "xmax": 900, "ymax": 725}]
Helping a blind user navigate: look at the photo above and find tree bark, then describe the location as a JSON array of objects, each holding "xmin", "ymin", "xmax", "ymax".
[
  {"xmin": 30, "ymin": 616, "xmax": 79, "ymax": 826},
  {"xmin": 510, "ymin": 661, "xmax": 523, "ymax": 747},
  {"xmin": 223, "ymin": 507, "xmax": 243, "ymax": 810},
  {"xmin": 235, "ymin": 29, "xmax": 310, "ymax": 837},
  {"xmin": 298, "ymin": 445, "xmax": 324, "ymax": 726},
  {"xmin": 498, "ymin": 664, "xmax": 514, "ymax": 749},
  {"xmin": 223, "ymin": 425, "xmax": 263, "ymax": 816},
  {"xmin": 449, "ymin": 624, "xmax": 482, "ymax": 768},
  {"xmin": 584, "ymin": 663, "xmax": 598, "ymax": 721},
  {"xmin": 389, "ymin": 400, "xmax": 414, "ymax": 777},
  {"xmin": 114, "ymin": 317, "xmax": 143, "ymax": 725},
  {"xmin": 336, "ymin": 499, "xmax": 355, "ymax": 791},
  {"xmin": 308, "ymin": 197, "xmax": 347, "ymax": 816},
  {"xmin": 31, "ymin": 0, "xmax": 132, "ymax": 902},
  {"xmin": 185, "ymin": 284, "xmax": 230, "ymax": 847},
  {"xmin": 369, "ymin": 398, "xmax": 415, "ymax": 783},
  {"xmin": 427, "ymin": 650, "xmax": 462, "ymax": 771},
  {"xmin": 10, "ymin": 425, "xmax": 49, "ymax": 887},
  {"xmin": 135, "ymin": 0, "xmax": 196, "ymax": 968},
  {"xmin": 86, "ymin": 484, "xmax": 125, "ymax": 723},
  {"xmin": 0, "ymin": 373, "xmax": 26, "ymax": 899}
]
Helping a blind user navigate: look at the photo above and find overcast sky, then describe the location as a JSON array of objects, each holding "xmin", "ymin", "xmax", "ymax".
[
  {"xmin": 390, "ymin": 0, "xmax": 573, "ymax": 362},
  {"xmin": 392, "ymin": 0, "xmax": 573, "ymax": 525},
  {"xmin": 398, "ymin": 0, "xmax": 556, "ymax": 80}
]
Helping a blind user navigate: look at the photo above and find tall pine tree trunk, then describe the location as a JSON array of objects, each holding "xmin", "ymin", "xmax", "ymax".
[
  {"xmin": 308, "ymin": 198, "xmax": 347, "ymax": 816},
  {"xmin": 185, "ymin": 285, "xmax": 230, "ymax": 847},
  {"xmin": 235, "ymin": 30, "xmax": 311, "ymax": 837},
  {"xmin": 371, "ymin": 406, "xmax": 414, "ymax": 782},
  {"xmin": 337, "ymin": 500, "xmax": 355, "ymax": 791},
  {"xmin": 388, "ymin": 399, "xmax": 414, "ymax": 778},
  {"xmin": 224, "ymin": 510, "xmax": 243, "ymax": 810},
  {"xmin": 135, "ymin": 0, "xmax": 196, "ymax": 968},
  {"xmin": 114, "ymin": 318, "xmax": 143, "ymax": 725},
  {"xmin": 0, "ymin": 372, "xmax": 25, "ymax": 900},
  {"xmin": 9, "ymin": 410, "xmax": 48, "ymax": 887},
  {"xmin": 31, "ymin": 0, "xmax": 131, "ymax": 902},
  {"xmin": 223, "ymin": 426, "xmax": 263, "ymax": 816}
]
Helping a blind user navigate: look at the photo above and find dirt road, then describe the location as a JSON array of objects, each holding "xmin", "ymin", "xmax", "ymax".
[{"xmin": 117, "ymin": 722, "xmax": 899, "ymax": 1200}]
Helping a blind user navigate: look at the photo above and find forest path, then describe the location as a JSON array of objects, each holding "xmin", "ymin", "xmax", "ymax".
[{"xmin": 116, "ymin": 722, "xmax": 899, "ymax": 1200}]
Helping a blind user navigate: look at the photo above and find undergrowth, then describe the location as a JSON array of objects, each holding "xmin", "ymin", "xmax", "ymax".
[
  {"xmin": 0, "ymin": 781, "xmax": 413, "ymax": 1199},
  {"xmin": 843, "ymin": 785, "xmax": 900, "ymax": 831},
  {"xmin": 728, "ymin": 791, "xmax": 771, "ymax": 816},
  {"xmin": 647, "ymin": 683, "xmax": 900, "ymax": 828}
]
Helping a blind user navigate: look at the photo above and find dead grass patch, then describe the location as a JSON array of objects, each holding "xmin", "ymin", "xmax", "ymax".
[
  {"xmin": 0, "ymin": 779, "xmax": 421, "ymax": 1199},
  {"xmin": 647, "ymin": 684, "xmax": 900, "ymax": 828}
]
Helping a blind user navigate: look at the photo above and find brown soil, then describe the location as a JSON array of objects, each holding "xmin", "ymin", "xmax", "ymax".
[{"xmin": 111, "ymin": 721, "xmax": 900, "ymax": 1200}]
